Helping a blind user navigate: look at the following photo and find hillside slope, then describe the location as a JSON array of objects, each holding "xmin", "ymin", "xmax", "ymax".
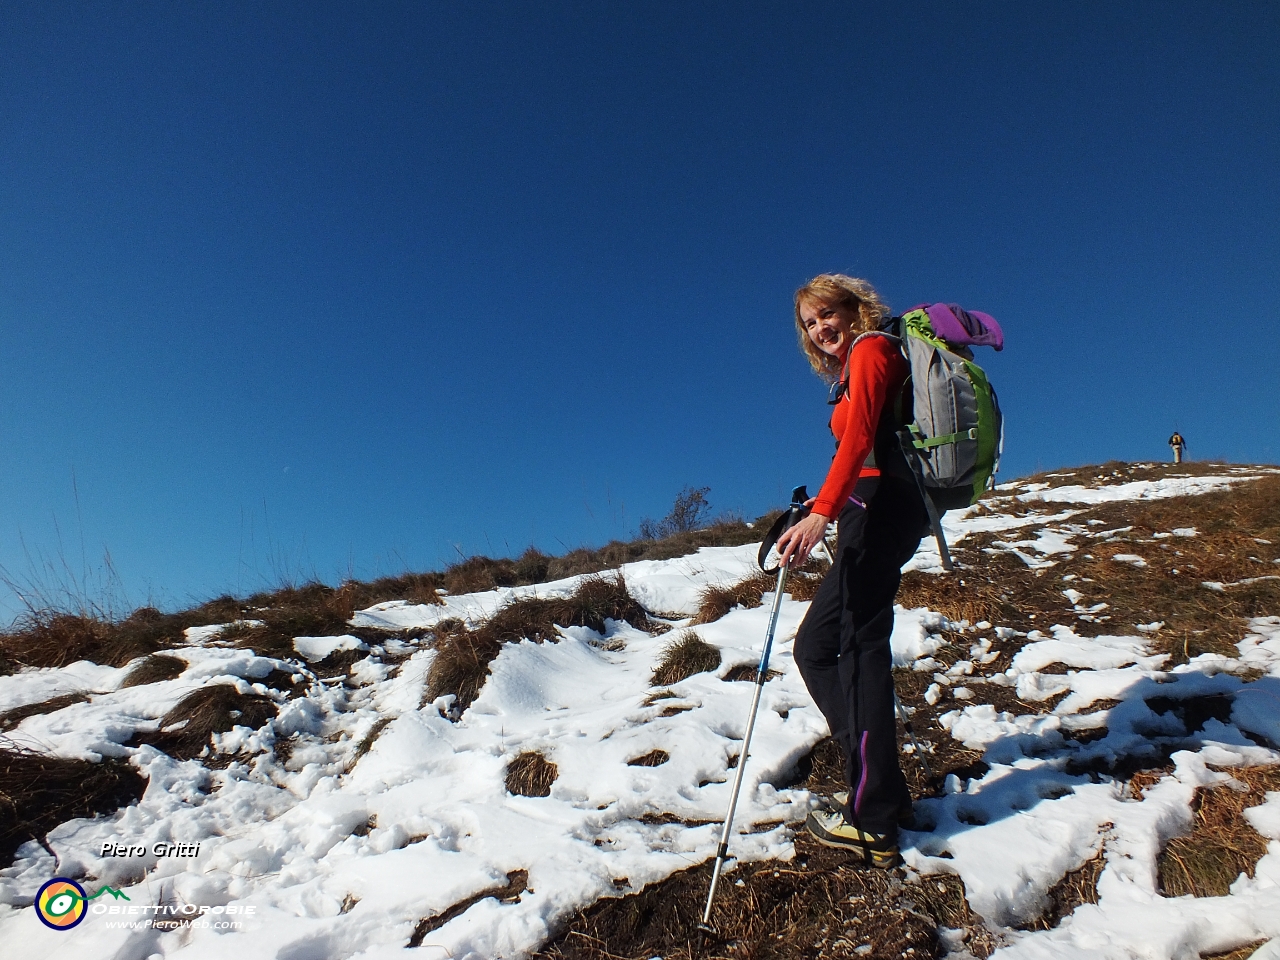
[{"xmin": 1, "ymin": 462, "xmax": 1278, "ymax": 960}]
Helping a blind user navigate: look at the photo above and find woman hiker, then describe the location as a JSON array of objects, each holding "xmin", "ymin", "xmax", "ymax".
[{"xmin": 775, "ymin": 273, "xmax": 929, "ymax": 868}]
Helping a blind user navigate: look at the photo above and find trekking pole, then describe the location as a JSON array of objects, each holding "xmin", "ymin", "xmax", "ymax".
[
  {"xmin": 698, "ymin": 485, "xmax": 809, "ymax": 937},
  {"xmin": 894, "ymin": 695, "xmax": 934, "ymax": 782}
]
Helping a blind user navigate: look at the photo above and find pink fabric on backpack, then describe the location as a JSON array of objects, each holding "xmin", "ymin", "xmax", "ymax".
[{"xmin": 914, "ymin": 303, "xmax": 1004, "ymax": 351}]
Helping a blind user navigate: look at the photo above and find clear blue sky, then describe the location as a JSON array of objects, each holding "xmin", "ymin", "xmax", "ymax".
[{"xmin": 2, "ymin": 2, "xmax": 1277, "ymax": 619}]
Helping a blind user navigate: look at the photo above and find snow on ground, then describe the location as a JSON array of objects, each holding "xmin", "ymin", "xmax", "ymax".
[{"xmin": 1, "ymin": 472, "xmax": 1278, "ymax": 959}]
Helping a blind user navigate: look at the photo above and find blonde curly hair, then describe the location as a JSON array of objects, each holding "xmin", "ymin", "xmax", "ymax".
[{"xmin": 793, "ymin": 274, "xmax": 892, "ymax": 383}]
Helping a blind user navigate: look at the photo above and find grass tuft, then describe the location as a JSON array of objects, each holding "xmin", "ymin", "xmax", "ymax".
[
  {"xmin": 626, "ymin": 749, "xmax": 669, "ymax": 767},
  {"xmin": 691, "ymin": 574, "xmax": 774, "ymax": 624},
  {"xmin": 693, "ymin": 566, "xmax": 826, "ymax": 625},
  {"xmin": 0, "ymin": 746, "xmax": 147, "ymax": 867},
  {"xmin": 0, "ymin": 613, "xmax": 157, "ymax": 670},
  {"xmin": 649, "ymin": 630, "xmax": 720, "ymax": 686},
  {"xmin": 505, "ymin": 752, "xmax": 558, "ymax": 797},
  {"xmin": 721, "ymin": 663, "xmax": 780, "ymax": 683},
  {"xmin": 426, "ymin": 574, "xmax": 653, "ymax": 714},
  {"xmin": 120, "ymin": 653, "xmax": 187, "ymax": 688},
  {"xmin": 130, "ymin": 683, "xmax": 279, "ymax": 761},
  {"xmin": 0, "ymin": 693, "xmax": 90, "ymax": 732}
]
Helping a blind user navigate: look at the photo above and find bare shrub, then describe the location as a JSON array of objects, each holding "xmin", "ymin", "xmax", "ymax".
[
  {"xmin": 650, "ymin": 631, "xmax": 720, "ymax": 686},
  {"xmin": 505, "ymin": 752, "xmax": 557, "ymax": 797},
  {"xmin": 639, "ymin": 486, "xmax": 713, "ymax": 540}
]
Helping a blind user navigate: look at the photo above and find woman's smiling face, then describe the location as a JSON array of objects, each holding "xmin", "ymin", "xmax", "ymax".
[{"xmin": 798, "ymin": 297, "xmax": 858, "ymax": 359}]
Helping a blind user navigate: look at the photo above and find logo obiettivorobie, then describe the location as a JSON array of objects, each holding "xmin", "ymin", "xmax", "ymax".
[{"xmin": 36, "ymin": 878, "xmax": 130, "ymax": 931}]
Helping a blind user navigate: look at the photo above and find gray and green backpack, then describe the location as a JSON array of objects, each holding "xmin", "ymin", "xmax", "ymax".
[{"xmin": 858, "ymin": 303, "xmax": 1004, "ymax": 571}]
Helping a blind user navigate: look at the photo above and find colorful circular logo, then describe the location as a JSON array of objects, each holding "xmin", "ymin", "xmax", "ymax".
[{"xmin": 36, "ymin": 878, "xmax": 88, "ymax": 930}]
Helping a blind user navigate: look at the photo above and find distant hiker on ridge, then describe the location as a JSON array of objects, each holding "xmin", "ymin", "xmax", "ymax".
[
  {"xmin": 775, "ymin": 274, "xmax": 930, "ymax": 869},
  {"xmin": 1169, "ymin": 432, "xmax": 1186, "ymax": 464}
]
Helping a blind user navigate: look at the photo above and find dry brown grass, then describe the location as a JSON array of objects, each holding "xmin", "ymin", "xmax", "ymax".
[
  {"xmin": 693, "ymin": 574, "xmax": 776, "ymax": 624},
  {"xmin": 1158, "ymin": 765, "xmax": 1280, "ymax": 898},
  {"xmin": 1013, "ymin": 460, "xmax": 1263, "ymax": 490},
  {"xmin": 1203, "ymin": 944, "xmax": 1268, "ymax": 960},
  {"xmin": 692, "ymin": 568, "xmax": 824, "ymax": 625},
  {"xmin": 532, "ymin": 831, "xmax": 989, "ymax": 960},
  {"xmin": 722, "ymin": 664, "xmax": 781, "ymax": 683},
  {"xmin": 429, "ymin": 512, "xmax": 782, "ymax": 600},
  {"xmin": 0, "ymin": 611, "xmax": 162, "ymax": 670},
  {"xmin": 0, "ymin": 746, "xmax": 147, "ymax": 867},
  {"xmin": 129, "ymin": 683, "xmax": 279, "ymax": 761},
  {"xmin": 0, "ymin": 575, "xmax": 427, "ymax": 676},
  {"xmin": 626, "ymin": 749, "xmax": 669, "ymax": 767},
  {"xmin": 426, "ymin": 574, "xmax": 654, "ymax": 714},
  {"xmin": 0, "ymin": 598, "xmax": 248, "ymax": 672},
  {"xmin": 1018, "ymin": 851, "xmax": 1105, "ymax": 930},
  {"xmin": 650, "ymin": 631, "xmax": 721, "ymax": 686},
  {"xmin": 532, "ymin": 732, "xmax": 1003, "ymax": 960},
  {"xmin": 0, "ymin": 501, "xmax": 779, "ymax": 676},
  {"xmin": 120, "ymin": 653, "xmax": 187, "ymax": 688},
  {"xmin": 345, "ymin": 716, "xmax": 394, "ymax": 773},
  {"xmin": 409, "ymin": 869, "xmax": 529, "ymax": 947},
  {"xmin": 506, "ymin": 752, "xmax": 558, "ymax": 797},
  {"xmin": 0, "ymin": 693, "xmax": 89, "ymax": 732},
  {"xmin": 784, "ymin": 572, "xmax": 824, "ymax": 602},
  {"xmin": 898, "ymin": 472, "xmax": 1280, "ymax": 662}
]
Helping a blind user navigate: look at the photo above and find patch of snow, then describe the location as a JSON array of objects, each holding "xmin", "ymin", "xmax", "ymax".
[
  {"xmin": 1112, "ymin": 553, "xmax": 1148, "ymax": 567},
  {"xmin": 293, "ymin": 635, "xmax": 370, "ymax": 662}
]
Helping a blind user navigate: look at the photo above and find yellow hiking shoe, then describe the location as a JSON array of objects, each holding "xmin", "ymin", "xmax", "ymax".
[
  {"xmin": 824, "ymin": 792, "xmax": 919, "ymax": 831},
  {"xmin": 804, "ymin": 810, "xmax": 901, "ymax": 868}
]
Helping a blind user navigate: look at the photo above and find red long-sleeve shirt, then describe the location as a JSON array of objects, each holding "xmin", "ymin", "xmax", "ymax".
[{"xmin": 812, "ymin": 334, "xmax": 909, "ymax": 520}]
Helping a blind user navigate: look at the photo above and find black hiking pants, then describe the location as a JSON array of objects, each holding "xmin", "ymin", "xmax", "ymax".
[{"xmin": 793, "ymin": 475, "xmax": 928, "ymax": 836}]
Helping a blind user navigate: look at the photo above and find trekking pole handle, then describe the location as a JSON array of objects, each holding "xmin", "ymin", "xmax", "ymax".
[
  {"xmin": 788, "ymin": 484, "xmax": 808, "ymax": 514},
  {"xmin": 757, "ymin": 485, "xmax": 810, "ymax": 573}
]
